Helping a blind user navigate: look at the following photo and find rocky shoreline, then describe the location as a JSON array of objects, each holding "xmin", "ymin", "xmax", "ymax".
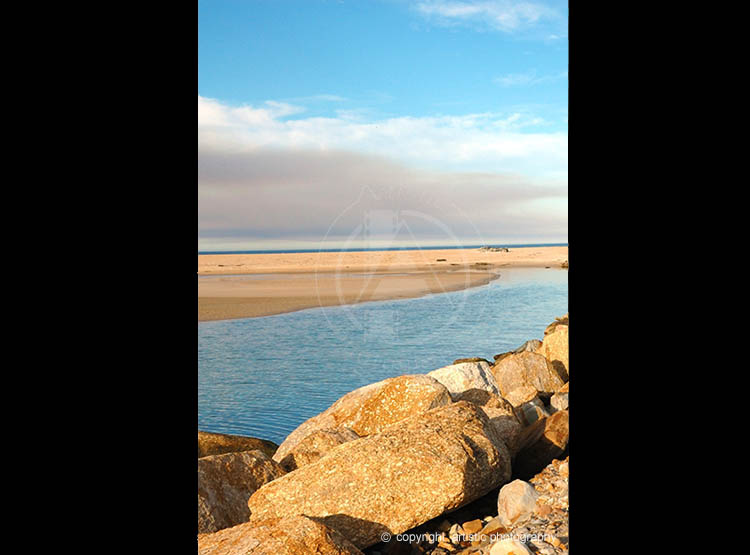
[{"xmin": 197, "ymin": 313, "xmax": 569, "ymax": 554}]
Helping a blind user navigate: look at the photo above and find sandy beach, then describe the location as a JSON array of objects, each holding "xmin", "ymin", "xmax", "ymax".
[{"xmin": 198, "ymin": 246, "xmax": 567, "ymax": 321}]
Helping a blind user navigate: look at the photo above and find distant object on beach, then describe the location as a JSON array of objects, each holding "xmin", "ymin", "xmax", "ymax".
[{"xmin": 479, "ymin": 246, "xmax": 510, "ymax": 252}]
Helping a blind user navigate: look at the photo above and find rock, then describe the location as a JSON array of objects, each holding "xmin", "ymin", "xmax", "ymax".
[
  {"xmin": 496, "ymin": 480, "xmax": 539, "ymax": 528},
  {"xmin": 534, "ymin": 501, "xmax": 552, "ymax": 517},
  {"xmin": 248, "ymin": 402, "xmax": 512, "ymax": 549},
  {"xmin": 491, "ymin": 352, "xmax": 565, "ymax": 402},
  {"xmin": 502, "ymin": 385, "xmax": 541, "ymax": 408},
  {"xmin": 482, "ymin": 406, "xmax": 523, "ymax": 456},
  {"xmin": 453, "ymin": 357, "xmax": 493, "ymax": 365},
  {"xmin": 454, "ymin": 390, "xmax": 523, "ymax": 455},
  {"xmin": 560, "ymin": 260, "xmax": 568, "ymax": 269},
  {"xmin": 462, "ymin": 519, "xmax": 484, "ymax": 535},
  {"xmin": 492, "ymin": 340, "xmax": 542, "ymax": 367},
  {"xmin": 198, "ymin": 450, "xmax": 286, "ymax": 534},
  {"xmin": 537, "ymin": 317, "xmax": 569, "ymax": 379},
  {"xmin": 198, "ymin": 431, "xmax": 279, "ymax": 459},
  {"xmin": 449, "ymin": 523, "xmax": 465, "ymax": 543},
  {"xmin": 514, "ymin": 410, "xmax": 569, "ymax": 479},
  {"xmin": 549, "ymin": 383, "xmax": 569, "ymax": 413},
  {"xmin": 502, "ymin": 387, "xmax": 547, "ymax": 428},
  {"xmin": 543, "ymin": 314, "xmax": 568, "ymax": 336},
  {"xmin": 197, "ymin": 515, "xmax": 364, "ymax": 555},
  {"xmin": 427, "ymin": 361, "xmax": 500, "ymax": 399},
  {"xmin": 276, "ymin": 427, "xmax": 360, "ymax": 472},
  {"xmin": 489, "ymin": 538, "xmax": 533, "ymax": 555},
  {"xmin": 512, "ymin": 339, "xmax": 543, "ymax": 354},
  {"xmin": 273, "ymin": 375, "xmax": 451, "ymax": 464},
  {"xmin": 516, "ymin": 403, "xmax": 549, "ymax": 428},
  {"xmin": 493, "ymin": 352, "xmax": 512, "ymax": 364},
  {"xmin": 480, "ymin": 516, "xmax": 506, "ymax": 538},
  {"xmin": 453, "ymin": 389, "xmax": 510, "ymax": 410}
]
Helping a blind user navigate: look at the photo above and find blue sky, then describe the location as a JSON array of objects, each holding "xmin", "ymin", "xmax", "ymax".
[{"xmin": 198, "ymin": 0, "xmax": 568, "ymax": 251}]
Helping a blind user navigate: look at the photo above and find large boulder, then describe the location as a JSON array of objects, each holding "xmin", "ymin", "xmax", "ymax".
[
  {"xmin": 537, "ymin": 316, "xmax": 569, "ymax": 379},
  {"xmin": 276, "ymin": 427, "xmax": 360, "ymax": 472},
  {"xmin": 197, "ymin": 515, "xmax": 364, "ymax": 555},
  {"xmin": 198, "ymin": 430, "xmax": 278, "ymax": 459},
  {"xmin": 491, "ymin": 352, "xmax": 565, "ymax": 402},
  {"xmin": 273, "ymin": 375, "xmax": 451, "ymax": 465},
  {"xmin": 426, "ymin": 360, "xmax": 500, "ymax": 399},
  {"xmin": 198, "ymin": 450, "xmax": 286, "ymax": 534},
  {"xmin": 514, "ymin": 410, "xmax": 569, "ymax": 479},
  {"xmin": 248, "ymin": 402, "xmax": 512, "ymax": 549}
]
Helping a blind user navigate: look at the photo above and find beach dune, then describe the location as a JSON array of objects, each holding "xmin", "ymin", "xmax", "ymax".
[{"xmin": 198, "ymin": 246, "xmax": 567, "ymax": 321}]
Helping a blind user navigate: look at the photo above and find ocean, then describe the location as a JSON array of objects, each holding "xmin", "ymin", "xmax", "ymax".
[
  {"xmin": 198, "ymin": 243, "xmax": 568, "ymax": 255},
  {"xmin": 198, "ymin": 266, "xmax": 568, "ymax": 445}
]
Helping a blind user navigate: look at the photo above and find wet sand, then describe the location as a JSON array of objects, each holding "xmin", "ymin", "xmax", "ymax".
[{"xmin": 198, "ymin": 246, "xmax": 567, "ymax": 321}]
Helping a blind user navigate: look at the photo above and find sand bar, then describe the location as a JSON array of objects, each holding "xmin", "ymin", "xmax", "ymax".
[{"xmin": 198, "ymin": 246, "xmax": 567, "ymax": 321}]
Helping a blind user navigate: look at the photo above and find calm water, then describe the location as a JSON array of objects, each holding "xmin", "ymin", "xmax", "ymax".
[{"xmin": 198, "ymin": 267, "xmax": 568, "ymax": 444}]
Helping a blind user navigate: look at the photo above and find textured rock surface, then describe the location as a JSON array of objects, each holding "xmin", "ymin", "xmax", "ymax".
[
  {"xmin": 426, "ymin": 361, "xmax": 500, "ymax": 399},
  {"xmin": 273, "ymin": 375, "xmax": 451, "ymax": 464},
  {"xmin": 198, "ymin": 450, "xmax": 286, "ymax": 534},
  {"xmin": 491, "ymin": 352, "xmax": 565, "ymax": 402},
  {"xmin": 513, "ymin": 339, "xmax": 543, "ymax": 353},
  {"xmin": 537, "ymin": 316, "xmax": 569, "ymax": 380},
  {"xmin": 549, "ymin": 382, "xmax": 569, "ymax": 413},
  {"xmin": 197, "ymin": 515, "xmax": 364, "ymax": 555},
  {"xmin": 248, "ymin": 402, "xmax": 512, "ymax": 549},
  {"xmin": 276, "ymin": 427, "xmax": 360, "ymax": 472},
  {"xmin": 496, "ymin": 480, "xmax": 540, "ymax": 528},
  {"xmin": 503, "ymin": 385, "xmax": 541, "ymax": 408},
  {"xmin": 198, "ymin": 431, "xmax": 279, "ymax": 459},
  {"xmin": 454, "ymin": 389, "xmax": 511, "ymax": 411},
  {"xmin": 514, "ymin": 411, "xmax": 569, "ymax": 480},
  {"xmin": 461, "ymin": 392, "xmax": 523, "ymax": 457}
]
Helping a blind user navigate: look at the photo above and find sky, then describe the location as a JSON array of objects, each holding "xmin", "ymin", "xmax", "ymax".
[{"xmin": 198, "ymin": 0, "xmax": 568, "ymax": 251}]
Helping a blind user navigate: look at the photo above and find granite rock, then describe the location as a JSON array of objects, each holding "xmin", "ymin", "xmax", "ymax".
[
  {"xmin": 248, "ymin": 402, "xmax": 512, "ymax": 549},
  {"xmin": 496, "ymin": 480, "xmax": 540, "ymax": 528},
  {"xmin": 427, "ymin": 360, "xmax": 500, "ymax": 399},
  {"xmin": 453, "ymin": 390, "xmax": 522, "ymax": 455},
  {"xmin": 514, "ymin": 410, "xmax": 569, "ymax": 480},
  {"xmin": 491, "ymin": 352, "xmax": 565, "ymax": 402},
  {"xmin": 198, "ymin": 450, "xmax": 286, "ymax": 534},
  {"xmin": 198, "ymin": 430, "xmax": 279, "ymax": 459},
  {"xmin": 537, "ymin": 317, "xmax": 569, "ymax": 380},
  {"xmin": 273, "ymin": 375, "xmax": 451, "ymax": 464},
  {"xmin": 197, "ymin": 515, "xmax": 364, "ymax": 555},
  {"xmin": 276, "ymin": 427, "xmax": 360, "ymax": 472},
  {"xmin": 549, "ymin": 383, "xmax": 569, "ymax": 413}
]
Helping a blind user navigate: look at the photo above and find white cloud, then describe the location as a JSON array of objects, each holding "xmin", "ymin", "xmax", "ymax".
[
  {"xmin": 415, "ymin": 0, "xmax": 559, "ymax": 33},
  {"xmin": 494, "ymin": 69, "xmax": 567, "ymax": 87},
  {"xmin": 198, "ymin": 95, "xmax": 567, "ymax": 248},
  {"xmin": 198, "ymin": 95, "xmax": 566, "ymax": 178}
]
